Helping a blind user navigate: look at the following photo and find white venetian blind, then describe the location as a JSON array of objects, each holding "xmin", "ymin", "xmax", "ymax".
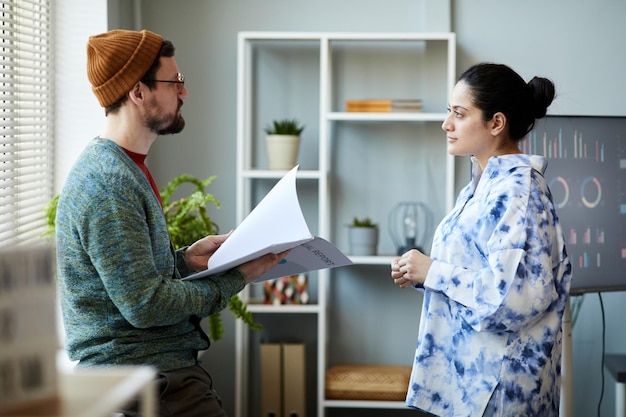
[{"xmin": 0, "ymin": 0, "xmax": 53, "ymax": 248}]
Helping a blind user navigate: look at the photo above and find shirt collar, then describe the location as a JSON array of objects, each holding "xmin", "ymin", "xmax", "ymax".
[{"xmin": 470, "ymin": 154, "xmax": 547, "ymax": 192}]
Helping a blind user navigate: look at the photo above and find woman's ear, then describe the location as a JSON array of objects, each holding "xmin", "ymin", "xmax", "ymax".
[{"xmin": 489, "ymin": 112, "xmax": 506, "ymax": 136}]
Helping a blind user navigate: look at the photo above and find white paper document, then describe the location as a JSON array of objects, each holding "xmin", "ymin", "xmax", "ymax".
[{"xmin": 183, "ymin": 166, "xmax": 352, "ymax": 283}]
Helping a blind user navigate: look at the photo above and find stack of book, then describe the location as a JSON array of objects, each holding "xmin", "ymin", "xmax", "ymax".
[
  {"xmin": 345, "ymin": 99, "xmax": 423, "ymax": 113},
  {"xmin": 0, "ymin": 245, "xmax": 58, "ymax": 413}
]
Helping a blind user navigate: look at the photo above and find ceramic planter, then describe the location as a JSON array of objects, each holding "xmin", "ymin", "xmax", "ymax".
[
  {"xmin": 348, "ymin": 226, "xmax": 379, "ymax": 256},
  {"xmin": 265, "ymin": 134, "xmax": 300, "ymax": 170}
]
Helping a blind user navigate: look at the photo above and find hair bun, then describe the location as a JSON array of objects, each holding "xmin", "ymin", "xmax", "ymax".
[{"xmin": 527, "ymin": 76, "xmax": 556, "ymax": 119}]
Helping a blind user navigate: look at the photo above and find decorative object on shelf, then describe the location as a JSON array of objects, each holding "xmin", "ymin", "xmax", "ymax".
[
  {"xmin": 263, "ymin": 118, "xmax": 305, "ymax": 170},
  {"xmin": 345, "ymin": 98, "xmax": 423, "ymax": 113},
  {"xmin": 325, "ymin": 364, "xmax": 412, "ymax": 401},
  {"xmin": 388, "ymin": 201, "xmax": 434, "ymax": 255},
  {"xmin": 347, "ymin": 217, "xmax": 379, "ymax": 256},
  {"xmin": 263, "ymin": 274, "xmax": 309, "ymax": 305},
  {"xmin": 44, "ymin": 174, "xmax": 262, "ymax": 343}
]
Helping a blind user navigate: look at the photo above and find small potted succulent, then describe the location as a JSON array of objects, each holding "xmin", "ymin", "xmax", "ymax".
[
  {"xmin": 347, "ymin": 216, "xmax": 379, "ymax": 256},
  {"xmin": 263, "ymin": 118, "xmax": 305, "ymax": 170}
]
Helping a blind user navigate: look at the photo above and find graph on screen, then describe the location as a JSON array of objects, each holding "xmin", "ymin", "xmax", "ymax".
[{"xmin": 522, "ymin": 116, "xmax": 626, "ymax": 293}]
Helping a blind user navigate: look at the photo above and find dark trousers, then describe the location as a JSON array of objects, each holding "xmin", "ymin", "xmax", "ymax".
[{"xmin": 121, "ymin": 364, "xmax": 227, "ymax": 417}]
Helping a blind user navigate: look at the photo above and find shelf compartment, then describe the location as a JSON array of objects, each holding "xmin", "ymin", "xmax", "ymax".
[
  {"xmin": 246, "ymin": 303, "xmax": 321, "ymax": 314},
  {"xmin": 246, "ymin": 314, "xmax": 319, "ymax": 417},
  {"xmin": 328, "ymin": 111, "xmax": 447, "ymax": 122},
  {"xmin": 323, "ymin": 399, "xmax": 407, "ymax": 409},
  {"xmin": 241, "ymin": 169, "xmax": 322, "ymax": 179},
  {"xmin": 348, "ymin": 255, "xmax": 396, "ymax": 265},
  {"xmin": 329, "ymin": 37, "xmax": 452, "ymax": 115}
]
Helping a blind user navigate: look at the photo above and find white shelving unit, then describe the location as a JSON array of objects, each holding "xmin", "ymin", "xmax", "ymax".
[{"xmin": 235, "ymin": 31, "xmax": 456, "ymax": 417}]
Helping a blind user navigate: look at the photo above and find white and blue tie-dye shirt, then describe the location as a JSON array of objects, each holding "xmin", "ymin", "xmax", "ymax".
[{"xmin": 407, "ymin": 154, "xmax": 572, "ymax": 417}]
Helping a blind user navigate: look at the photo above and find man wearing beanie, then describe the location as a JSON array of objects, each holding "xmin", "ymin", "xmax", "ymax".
[{"xmin": 55, "ymin": 29, "xmax": 286, "ymax": 417}]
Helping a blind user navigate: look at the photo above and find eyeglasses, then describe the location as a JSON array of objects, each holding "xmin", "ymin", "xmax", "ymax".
[{"xmin": 144, "ymin": 73, "xmax": 185, "ymax": 93}]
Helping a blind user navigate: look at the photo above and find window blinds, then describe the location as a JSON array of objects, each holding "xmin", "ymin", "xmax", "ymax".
[{"xmin": 0, "ymin": 0, "xmax": 53, "ymax": 247}]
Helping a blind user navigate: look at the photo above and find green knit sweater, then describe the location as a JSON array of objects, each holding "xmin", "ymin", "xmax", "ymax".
[{"xmin": 55, "ymin": 138, "xmax": 246, "ymax": 371}]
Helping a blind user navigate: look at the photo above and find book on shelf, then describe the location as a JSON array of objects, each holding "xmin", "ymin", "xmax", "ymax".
[
  {"xmin": 260, "ymin": 344, "xmax": 282, "ymax": 417},
  {"xmin": 282, "ymin": 343, "xmax": 306, "ymax": 416},
  {"xmin": 345, "ymin": 99, "xmax": 423, "ymax": 113},
  {"xmin": 183, "ymin": 165, "xmax": 352, "ymax": 283},
  {"xmin": 259, "ymin": 342, "xmax": 306, "ymax": 417}
]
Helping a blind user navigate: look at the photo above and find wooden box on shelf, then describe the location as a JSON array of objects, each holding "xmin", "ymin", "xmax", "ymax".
[{"xmin": 325, "ymin": 364, "xmax": 411, "ymax": 401}]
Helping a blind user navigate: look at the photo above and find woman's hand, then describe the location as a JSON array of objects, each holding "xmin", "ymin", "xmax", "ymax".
[{"xmin": 391, "ymin": 249, "xmax": 433, "ymax": 288}]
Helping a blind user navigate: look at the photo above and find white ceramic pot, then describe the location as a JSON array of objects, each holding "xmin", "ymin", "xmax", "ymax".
[
  {"xmin": 348, "ymin": 226, "xmax": 379, "ymax": 256},
  {"xmin": 265, "ymin": 134, "xmax": 300, "ymax": 170}
]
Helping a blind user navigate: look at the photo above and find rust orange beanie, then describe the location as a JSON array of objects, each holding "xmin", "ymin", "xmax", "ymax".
[{"xmin": 87, "ymin": 29, "xmax": 163, "ymax": 107}]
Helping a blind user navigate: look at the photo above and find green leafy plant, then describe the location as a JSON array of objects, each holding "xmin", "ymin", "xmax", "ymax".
[
  {"xmin": 44, "ymin": 174, "xmax": 262, "ymax": 342},
  {"xmin": 351, "ymin": 216, "xmax": 377, "ymax": 228},
  {"xmin": 160, "ymin": 174, "xmax": 220, "ymax": 246},
  {"xmin": 160, "ymin": 174, "xmax": 263, "ymax": 341},
  {"xmin": 43, "ymin": 194, "xmax": 60, "ymax": 238},
  {"xmin": 264, "ymin": 118, "xmax": 305, "ymax": 135}
]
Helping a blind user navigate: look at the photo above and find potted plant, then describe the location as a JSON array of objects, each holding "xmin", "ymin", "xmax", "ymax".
[
  {"xmin": 347, "ymin": 216, "xmax": 379, "ymax": 256},
  {"xmin": 44, "ymin": 174, "xmax": 261, "ymax": 342},
  {"xmin": 263, "ymin": 118, "xmax": 304, "ymax": 170}
]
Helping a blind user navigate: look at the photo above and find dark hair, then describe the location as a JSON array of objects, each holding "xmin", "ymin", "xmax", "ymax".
[
  {"xmin": 458, "ymin": 63, "xmax": 556, "ymax": 141},
  {"xmin": 104, "ymin": 40, "xmax": 176, "ymax": 115}
]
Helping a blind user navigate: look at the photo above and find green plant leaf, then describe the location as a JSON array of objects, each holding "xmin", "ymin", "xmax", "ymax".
[
  {"xmin": 351, "ymin": 216, "xmax": 377, "ymax": 227},
  {"xmin": 208, "ymin": 312, "xmax": 225, "ymax": 342},
  {"xmin": 161, "ymin": 176, "xmax": 221, "ymax": 249},
  {"xmin": 263, "ymin": 118, "xmax": 304, "ymax": 135},
  {"xmin": 229, "ymin": 295, "xmax": 263, "ymax": 331},
  {"xmin": 41, "ymin": 194, "xmax": 59, "ymax": 239}
]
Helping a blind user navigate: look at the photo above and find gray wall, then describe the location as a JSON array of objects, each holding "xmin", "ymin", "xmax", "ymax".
[{"xmin": 108, "ymin": 1, "xmax": 626, "ymax": 416}]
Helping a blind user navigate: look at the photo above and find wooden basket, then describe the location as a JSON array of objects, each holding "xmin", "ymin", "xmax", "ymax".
[{"xmin": 325, "ymin": 364, "xmax": 411, "ymax": 401}]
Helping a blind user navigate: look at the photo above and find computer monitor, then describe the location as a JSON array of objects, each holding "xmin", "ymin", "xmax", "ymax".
[{"xmin": 522, "ymin": 115, "xmax": 626, "ymax": 294}]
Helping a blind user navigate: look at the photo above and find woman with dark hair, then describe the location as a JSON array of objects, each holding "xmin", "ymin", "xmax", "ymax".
[{"xmin": 391, "ymin": 63, "xmax": 572, "ymax": 417}]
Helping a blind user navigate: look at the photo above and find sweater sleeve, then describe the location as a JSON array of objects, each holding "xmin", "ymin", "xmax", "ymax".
[
  {"xmin": 175, "ymin": 247, "xmax": 195, "ymax": 277},
  {"xmin": 77, "ymin": 186, "xmax": 245, "ymax": 329}
]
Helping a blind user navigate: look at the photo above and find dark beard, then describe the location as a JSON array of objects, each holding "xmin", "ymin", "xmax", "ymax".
[
  {"xmin": 146, "ymin": 99, "xmax": 186, "ymax": 135},
  {"xmin": 156, "ymin": 113, "xmax": 185, "ymax": 135}
]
